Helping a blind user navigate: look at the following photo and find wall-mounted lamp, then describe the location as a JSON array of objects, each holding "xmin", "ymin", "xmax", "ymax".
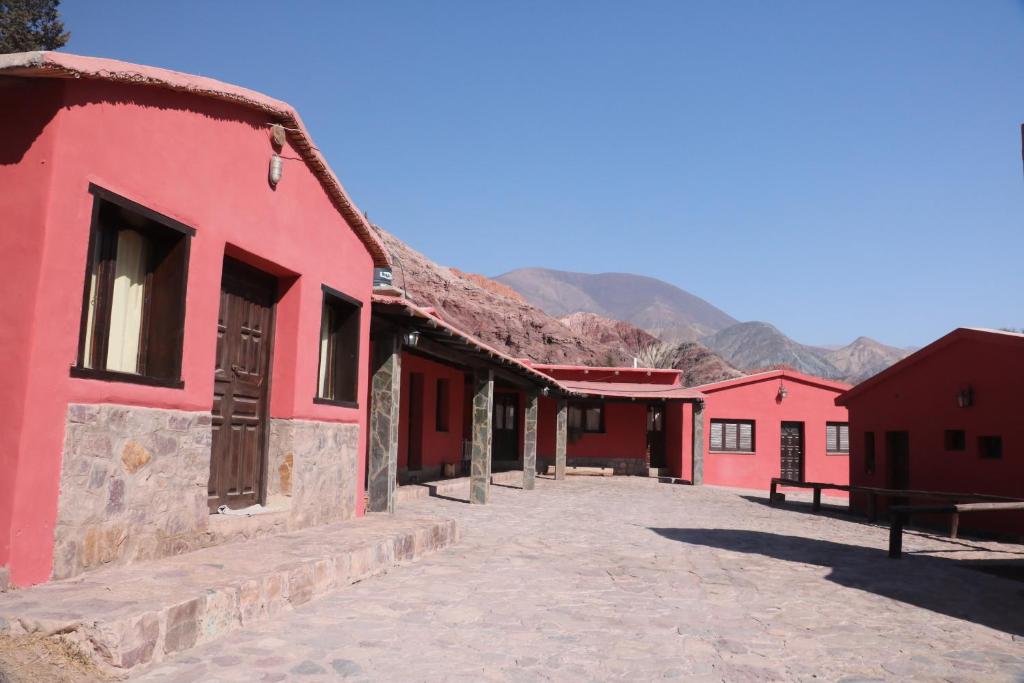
[
  {"xmin": 403, "ymin": 330, "xmax": 420, "ymax": 348},
  {"xmin": 777, "ymin": 382, "xmax": 788, "ymax": 401},
  {"xmin": 541, "ymin": 387, "xmax": 551, "ymax": 397},
  {"xmin": 269, "ymin": 153, "xmax": 283, "ymax": 187},
  {"xmin": 956, "ymin": 385, "xmax": 974, "ymax": 408}
]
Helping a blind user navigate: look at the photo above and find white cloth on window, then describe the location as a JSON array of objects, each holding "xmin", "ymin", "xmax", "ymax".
[
  {"xmin": 106, "ymin": 229, "xmax": 147, "ymax": 373},
  {"xmin": 318, "ymin": 307, "xmax": 331, "ymax": 398}
]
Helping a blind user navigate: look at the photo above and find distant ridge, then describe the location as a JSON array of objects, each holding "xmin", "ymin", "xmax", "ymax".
[{"xmin": 495, "ymin": 268, "xmax": 737, "ymax": 343}]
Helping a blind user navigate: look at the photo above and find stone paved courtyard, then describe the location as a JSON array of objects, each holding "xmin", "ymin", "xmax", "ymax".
[{"xmin": 135, "ymin": 477, "xmax": 1024, "ymax": 682}]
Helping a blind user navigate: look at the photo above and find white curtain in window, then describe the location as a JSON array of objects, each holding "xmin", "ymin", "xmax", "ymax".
[
  {"xmin": 105, "ymin": 230, "xmax": 148, "ymax": 373},
  {"xmin": 318, "ymin": 306, "xmax": 332, "ymax": 398},
  {"xmin": 82, "ymin": 264, "xmax": 99, "ymax": 368}
]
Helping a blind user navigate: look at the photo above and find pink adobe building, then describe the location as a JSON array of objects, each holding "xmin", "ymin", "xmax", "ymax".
[
  {"xmin": 530, "ymin": 365, "xmax": 702, "ymax": 476},
  {"xmin": 690, "ymin": 369, "xmax": 851, "ymax": 492},
  {"xmin": 836, "ymin": 328, "xmax": 1024, "ymax": 536},
  {"xmin": 0, "ymin": 52, "xmax": 390, "ymax": 587}
]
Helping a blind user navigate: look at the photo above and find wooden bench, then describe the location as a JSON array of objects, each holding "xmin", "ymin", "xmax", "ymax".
[{"xmin": 888, "ymin": 501, "xmax": 1024, "ymax": 558}]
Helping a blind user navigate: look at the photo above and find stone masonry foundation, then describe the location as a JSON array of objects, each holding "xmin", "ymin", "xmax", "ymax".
[{"xmin": 54, "ymin": 404, "xmax": 361, "ymax": 581}]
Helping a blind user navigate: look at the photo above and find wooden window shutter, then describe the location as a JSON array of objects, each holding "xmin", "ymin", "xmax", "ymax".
[
  {"xmin": 710, "ymin": 421, "xmax": 723, "ymax": 450},
  {"xmin": 738, "ymin": 422, "xmax": 753, "ymax": 451}
]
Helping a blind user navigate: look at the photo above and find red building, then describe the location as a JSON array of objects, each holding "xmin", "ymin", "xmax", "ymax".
[
  {"xmin": 690, "ymin": 370, "xmax": 851, "ymax": 492},
  {"xmin": 836, "ymin": 328, "xmax": 1024, "ymax": 535},
  {"xmin": 0, "ymin": 52, "xmax": 389, "ymax": 587},
  {"xmin": 530, "ymin": 365, "xmax": 702, "ymax": 476}
]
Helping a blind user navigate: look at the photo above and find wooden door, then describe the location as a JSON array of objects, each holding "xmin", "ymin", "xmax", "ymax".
[
  {"xmin": 780, "ymin": 422, "xmax": 804, "ymax": 482},
  {"xmin": 407, "ymin": 372, "xmax": 425, "ymax": 471},
  {"xmin": 209, "ymin": 258, "xmax": 276, "ymax": 512},
  {"xmin": 647, "ymin": 404, "xmax": 666, "ymax": 468},
  {"xmin": 492, "ymin": 393, "xmax": 519, "ymax": 462},
  {"xmin": 886, "ymin": 431, "xmax": 910, "ymax": 495}
]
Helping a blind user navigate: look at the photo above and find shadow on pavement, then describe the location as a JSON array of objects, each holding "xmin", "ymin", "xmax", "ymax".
[{"xmin": 650, "ymin": 527, "xmax": 1024, "ymax": 637}]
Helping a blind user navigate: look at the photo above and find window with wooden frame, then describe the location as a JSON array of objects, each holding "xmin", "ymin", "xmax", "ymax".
[
  {"xmin": 316, "ymin": 285, "xmax": 362, "ymax": 406},
  {"xmin": 709, "ymin": 419, "xmax": 755, "ymax": 452},
  {"xmin": 978, "ymin": 435, "xmax": 1002, "ymax": 459},
  {"xmin": 73, "ymin": 185, "xmax": 192, "ymax": 387},
  {"xmin": 826, "ymin": 422, "xmax": 850, "ymax": 454},
  {"xmin": 568, "ymin": 402, "xmax": 604, "ymax": 434},
  {"xmin": 864, "ymin": 431, "xmax": 876, "ymax": 474},
  {"xmin": 944, "ymin": 429, "xmax": 966, "ymax": 451},
  {"xmin": 435, "ymin": 378, "xmax": 450, "ymax": 432}
]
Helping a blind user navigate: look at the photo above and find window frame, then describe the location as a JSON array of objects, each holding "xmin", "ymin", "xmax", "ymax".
[
  {"xmin": 826, "ymin": 422, "xmax": 850, "ymax": 455},
  {"xmin": 944, "ymin": 429, "xmax": 966, "ymax": 452},
  {"xmin": 71, "ymin": 184, "xmax": 193, "ymax": 389},
  {"xmin": 568, "ymin": 401, "xmax": 605, "ymax": 434},
  {"xmin": 978, "ymin": 435, "xmax": 1003, "ymax": 459},
  {"xmin": 313, "ymin": 284, "xmax": 363, "ymax": 409},
  {"xmin": 709, "ymin": 418, "xmax": 756, "ymax": 453}
]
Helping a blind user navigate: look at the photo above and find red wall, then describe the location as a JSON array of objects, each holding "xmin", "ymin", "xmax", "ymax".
[
  {"xmin": 537, "ymin": 398, "xmax": 649, "ymax": 461},
  {"xmin": 0, "ymin": 79, "xmax": 374, "ymax": 585},
  {"xmin": 843, "ymin": 333, "xmax": 1024, "ymax": 535},
  {"xmin": 397, "ymin": 353, "xmax": 466, "ymax": 471},
  {"xmin": 701, "ymin": 374, "xmax": 849, "ymax": 493}
]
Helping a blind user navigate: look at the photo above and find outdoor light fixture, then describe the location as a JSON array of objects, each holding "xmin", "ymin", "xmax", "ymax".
[
  {"xmin": 957, "ymin": 385, "xmax": 974, "ymax": 408},
  {"xmin": 268, "ymin": 153, "xmax": 283, "ymax": 187},
  {"xmin": 541, "ymin": 387, "xmax": 551, "ymax": 397},
  {"xmin": 777, "ymin": 382, "xmax": 788, "ymax": 401},
  {"xmin": 403, "ymin": 330, "xmax": 420, "ymax": 348}
]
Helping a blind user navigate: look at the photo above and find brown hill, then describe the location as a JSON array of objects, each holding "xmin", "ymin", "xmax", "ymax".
[
  {"xmin": 823, "ymin": 336, "xmax": 912, "ymax": 383},
  {"xmin": 669, "ymin": 342, "xmax": 745, "ymax": 387},
  {"xmin": 375, "ymin": 227, "xmax": 630, "ymax": 365},
  {"xmin": 560, "ymin": 312, "xmax": 742, "ymax": 386},
  {"xmin": 559, "ymin": 312, "xmax": 659, "ymax": 358}
]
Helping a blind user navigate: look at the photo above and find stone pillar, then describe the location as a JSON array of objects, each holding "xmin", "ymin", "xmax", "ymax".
[
  {"xmin": 523, "ymin": 392, "xmax": 538, "ymax": 491},
  {"xmin": 368, "ymin": 333, "xmax": 401, "ymax": 513},
  {"xmin": 554, "ymin": 399, "xmax": 568, "ymax": 481},
  {"xmin": 691, "ymin": 400, "xmax": 704, "ymax": 486},
  {"xmin": 470, "ymin": 369, "xmax": 494, "ymax": 504}
]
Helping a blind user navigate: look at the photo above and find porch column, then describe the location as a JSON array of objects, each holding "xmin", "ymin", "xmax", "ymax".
[
  {"xmin": 691, "ymin": 400, "xmax": 704, "ymax": 486},
  {"xmin": 522, "ymin": 391, "xmax": 538, "ymax": 491},
  {"xmin": 554, "ymin": 399, "xmax": 567, "ymax": 480},
  {"xmin": 368, "ymin": 332, "xmax": 401, "ymax": 513},
  {"xmin": 470, "ymin": 369, "xmax": 494, "ymax": 504}
]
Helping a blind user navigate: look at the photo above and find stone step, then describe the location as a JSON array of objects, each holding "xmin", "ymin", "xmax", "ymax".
[
  {"xmin": 396, "ymin": 469, "xmax": 523, "ymax": 503},
  {"xmin": 0, "ymin": 511, "xmax": 458, "ymax": 678},
  {"xmin": 545, "ymin": 465, "xmax": 614, "ymax": 477}
]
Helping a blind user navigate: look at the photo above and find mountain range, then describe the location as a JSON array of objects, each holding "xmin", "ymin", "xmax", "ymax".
[{"xmin": 496, "ymin": 268, "xmax": 912, "ymax": 384}]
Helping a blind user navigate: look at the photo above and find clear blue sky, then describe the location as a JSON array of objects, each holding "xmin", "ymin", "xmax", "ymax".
[{"xmin": 61, "ymin": 1, "xmax": 1023, "ymax": 347}]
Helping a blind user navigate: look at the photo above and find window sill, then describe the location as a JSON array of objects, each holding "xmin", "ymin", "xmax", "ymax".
[
  {"xmin": 313, "ymin": 396, "xmax": 359, "ymax": 409},
  {"xmin": 710, "ymin": 450, "xmax": 756, "ymax": 455},
  {"xmin": 70, "ymin": 365, "xmax": 184, "ymax": 389},
  {"xmin": 826, "ymin": 452, "xmax": 849, "ymax": 456}
]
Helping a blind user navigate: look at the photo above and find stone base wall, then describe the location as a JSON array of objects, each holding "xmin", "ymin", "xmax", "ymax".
[
  {"xmin": 268, "ymin": 418, "xmax": 359, "ymax": 529},
  {"xmin": 538, "ymin": 455, "xmax": 649, "ymax": 476},
  {"xmin": 54, "ymin": 404, "xmax": 212, "ymax": 580},
  {"xmin": 54, "ymin": 406, "xmax": 360, "ymax": 581}
]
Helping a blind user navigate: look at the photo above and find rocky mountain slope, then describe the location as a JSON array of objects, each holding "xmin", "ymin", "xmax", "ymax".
[
  {"xmin": 701, "ymin": 321, "xmax": 843, "ymax": 379},
  {"xmin": 375, "ymin": 229, "xmax": 743, "ymax": 385},
  {"xmin": 560, "ymin": 312, "xmax": 742, "ymax": 386},
  {"xmin": 822, "ymin": 336, "xmax": 912, "ymax": 383},
  {"xmin": 496, "ymin": 268, "xmax": 737, "ymax": 343},
  {"xmin": 701, "ymin": 322, "xmax": 911, "ymax": 383},
  {"xmin": 377, "ymin": 228, "xmax": 627, "ymax": 365}
]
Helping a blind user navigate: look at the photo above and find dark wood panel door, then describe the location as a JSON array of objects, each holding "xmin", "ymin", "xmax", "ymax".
[
  {"xmin": 209, "ymin": 258, "xmax": 276, "ymax": 512},
  {"xmin": 780, "ymin": 421, "xmax": 804, "ymax": 482},
  {"xmin": 647, "ymin": 404, "xmax": 666, "ymax": 468},
  {"xmin": 886, "ymin": 431, "xmax": 910, "ymax": 505},
  {"xmin": 492, "ymin": 393, "xmax": 519, "ymax": 462},
  {"xmin": 407, "ymin": 372, "xmax": 425, "ymax": 471}
]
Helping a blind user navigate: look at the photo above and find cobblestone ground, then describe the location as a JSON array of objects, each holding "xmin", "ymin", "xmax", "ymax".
[{"xmin": 135, "ymin": 477, "xmax": 1024, "ymax": 682}]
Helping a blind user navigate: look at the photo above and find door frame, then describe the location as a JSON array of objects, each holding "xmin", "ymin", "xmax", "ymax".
[
  {"xmin": 406, "ymin": 371, "xmax": 425, "ymax": 471},
  {"xmin": 491, "ymin": 391, "xmax": 520, "ymax": 463},
  {"xmin": 210, "ymin": 256, "xmax": 278, "ymax": 511},
  {"xmin": 646, "ymin": 403, "xmax": 666, "ymax": 468},
  {"xmin": 780, "ymin": 420, "xmax": 805, "ymax": 482}
]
